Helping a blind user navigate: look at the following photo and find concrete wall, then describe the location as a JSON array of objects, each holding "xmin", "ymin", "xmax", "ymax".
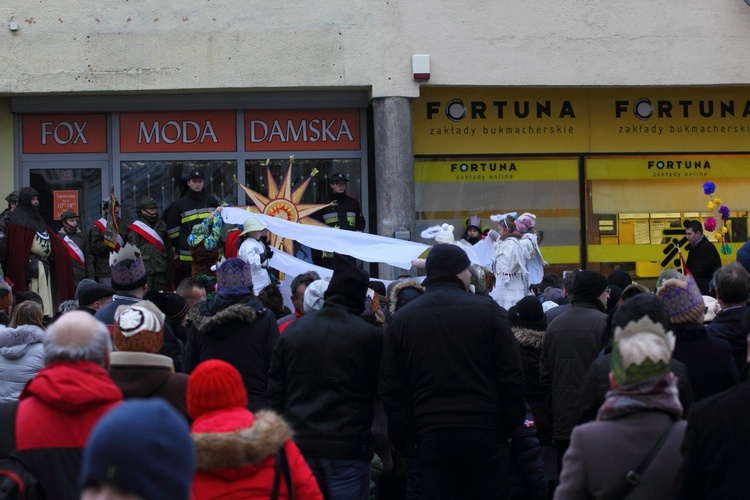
[{"xmin": 2, "ymin": 1, "xmax": 749, "ymax": 101}]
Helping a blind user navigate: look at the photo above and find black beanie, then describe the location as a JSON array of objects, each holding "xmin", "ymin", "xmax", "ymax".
[
  {"xmin": 425, "ymin": 244, "xmax": 471, "ymax": 280},
  {"xmin": 572, "ymin": 270, "xmax": 608, "ymax": 300},
  {"xmin": 324, "ymin": 253, "xmax": 370, "ymax": 314},
  {"xmin": 508, "ymin": 296, "xmax": 547, "ymax": 331}
]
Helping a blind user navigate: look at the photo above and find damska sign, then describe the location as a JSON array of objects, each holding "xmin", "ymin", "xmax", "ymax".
[
  {"xmin": 120, "ymin": 111, "xmax": 237, "ymax": 153},
  {"xmin": 245, "ymin": 109, "xmax": 360, "ymax": 151},
  {"xmin": 23, "ymin": 113, "xmax": 107, "ymax": 153}
]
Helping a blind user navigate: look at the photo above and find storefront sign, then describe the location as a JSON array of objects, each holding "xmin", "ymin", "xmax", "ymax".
[
  {"xmin": 23, "ymin": 114, "xmax": 107, "ymax": 153},
  {"xmin": 586, "ymin": 155, "xmax": 750, "ymax": 180},
  {"xmin": 415, "ymin": 158, "xmax": 579, "ymax": 183},
  {"xmin": 414, "ymin": 87, "xmax": 750, "ymax": 154},
  {"xmin": 53, "ymin": 190, "xmax": 78, "ymax": 219},
  {"xmin": 245, "ymin": 109, "xmax": 360, "ymax": 151},
  {"xmin": 120, "ymin": 111, "xmax": 237, "ymax": 152}
]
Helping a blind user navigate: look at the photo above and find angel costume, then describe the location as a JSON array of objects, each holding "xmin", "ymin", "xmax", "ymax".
[{"xmin": 490, "ymin": 233, "xmax": 534, "ymax": 311}]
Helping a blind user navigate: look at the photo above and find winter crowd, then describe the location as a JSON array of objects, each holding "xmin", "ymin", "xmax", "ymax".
[{"xmin": 0, "ymin": 172, "xmax": 748, "ymax": 499}]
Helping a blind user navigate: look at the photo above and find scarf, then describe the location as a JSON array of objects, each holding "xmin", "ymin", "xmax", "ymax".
[{"xmin": 597, "ymin": 373, "xmax": 682, "ymax": 421}]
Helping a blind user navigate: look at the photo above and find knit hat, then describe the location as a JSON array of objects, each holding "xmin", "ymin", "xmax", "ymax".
[
  {"xmin": 515, "ymin": 213, "xmax": 536, "ymax": 233},
  {"xmin": 113, "ymin": 301, "xmax": 165, "ymax": 353},
  {"xmin": 508, "ymin": 296, "xmax": 547, "ymax": 331},
  {"xmin": 187, "ymin": 359, "xmax": 248, "ymax": 421},
  {"xmin": 109, "ymin": 244, "xmax": 148, "ymax": 291},
  {"xmin": 75, "ymin": 279, "xmax": 98, "ymax": 301},
  {"xmin": 572, "ymin": 270, "xmax": 608, "ymax": 300},
  {"xmin": 611, "ymin": 316, "xmax": 675, "ymax": 386},
  {"xmin": 607, "ymin": 269, "xmax": 633, "ymax": 290},
  {"xmin": 656, "ymin": 275, "xmax": 704, "ymax": 324},
  {"xmin": 421, "ymin": 223, "xmax": 456, "ymax": 243},
  {"xmin": 425, "ymin": 244, "xmax": 471, "ymax": 282},
  {"xmin": 240, "ymin": 216, "xmax": 267, "ymax": 236},
  {"xmin": 80, "ymin": 399, "xmax": 196, "ymax": 500},
  {"xmin": 216, "ymin": 258, "xmax": 253, "ymax": 290},
  {"xmin": 324, "ymin": 254, "xmax": 370, "ymax": 314},
  {"xmin": 60, "ymin": 209, "xmax": 78, "ymax": 221},
  {"xmin": 144, "ymin": 291, "xmax": 189, "ymax": 322},
  {"xmin": 78, "ymin": 283, "xmax": 115, "ymax": 307},
  {"xmin": 304, "ymin": 279, "xmax": 329, "ymax": 313},
  {"xmin": 466, "ymin": 215, "xmax": 482, "ymax": 232}
]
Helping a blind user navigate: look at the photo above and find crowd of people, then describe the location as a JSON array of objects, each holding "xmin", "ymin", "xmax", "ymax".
[{"xmin": 0, "ymin": 172, "xmax": 748, "ymax": 499}]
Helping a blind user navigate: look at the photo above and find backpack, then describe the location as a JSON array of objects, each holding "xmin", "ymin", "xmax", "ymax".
[{"xmin": 0, "ymin": 401, "xmax": 44, "ymax": 500}]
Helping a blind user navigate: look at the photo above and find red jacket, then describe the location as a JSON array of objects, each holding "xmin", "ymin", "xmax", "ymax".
[
  {"xmin": 15, "ymin": 360, "xmax": 123, "ymax": 500},
  {"xmin": 191, "ymin": 407, "xmax": 322, "ymax": 500}
]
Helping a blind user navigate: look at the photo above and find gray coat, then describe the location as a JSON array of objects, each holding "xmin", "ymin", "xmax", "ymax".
[
  {"xmin": 0, "ymin": 324, "xmax": 45, "ymax": 401},
  {"xmin": 555, "ymin": 412, "xmax": 686, "ymax": 500}
]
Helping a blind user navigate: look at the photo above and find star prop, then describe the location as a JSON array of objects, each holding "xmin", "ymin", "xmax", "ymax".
[{"xmin": 235, "ymin": 156, "xmax": 330, "ymax": 254}]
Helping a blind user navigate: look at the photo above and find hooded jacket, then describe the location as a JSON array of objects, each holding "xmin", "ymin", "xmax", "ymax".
[
  {"xmin": 0, "ymin": 324, "xmax": 45, "ymax": 402},
  {"xmin": 191, "ymin": 407, "xmax": 322, "ymax": 500},
  {"xmin": 186, "ymin": 294, "xmax": 280, "ymax": 412},
  {"xmin": 15, "ymin": 360, "xmax": 123, "ymax": 500}
]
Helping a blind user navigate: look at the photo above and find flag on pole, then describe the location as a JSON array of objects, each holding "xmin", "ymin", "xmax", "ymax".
[{"xmin": 104, "ymin": 185, "xmax": 120, "ymax": 250}]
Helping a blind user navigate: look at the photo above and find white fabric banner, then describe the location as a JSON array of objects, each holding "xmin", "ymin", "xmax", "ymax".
[{"xmin": 222, "ymin": 206, "xmax": 429, "ymax": 270}]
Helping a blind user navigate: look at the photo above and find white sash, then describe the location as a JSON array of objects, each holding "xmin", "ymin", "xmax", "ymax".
[
  {"xmin": 63, "ymin": 235, "xmax": 85, "ymax": 265},
  {"xmin": 129, "ymin": 220, "xmax": 166, "ymax": 252}
]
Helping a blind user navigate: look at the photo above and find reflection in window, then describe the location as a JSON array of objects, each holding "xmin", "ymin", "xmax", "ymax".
[
  {"xmin": 30, "ymin": 168, "xmax": 102, "ymax": 233},
  {"xmin": 120, "ymin": 161, "xmax": 237, "ymax": 224},
  {"xmin": 244, "ymin": 158, "xmax": 361, "ymax": 205}
]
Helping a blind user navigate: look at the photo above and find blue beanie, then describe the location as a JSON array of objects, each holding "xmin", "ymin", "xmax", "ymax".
[{"xmin": 79, "ymin": 399, "xmax": 196, "ymax": 499}]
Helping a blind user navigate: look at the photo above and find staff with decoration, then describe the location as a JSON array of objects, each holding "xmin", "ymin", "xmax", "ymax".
[{"xmin": 683, "ymin": 182, "xmax": 726, "ymax": 295}]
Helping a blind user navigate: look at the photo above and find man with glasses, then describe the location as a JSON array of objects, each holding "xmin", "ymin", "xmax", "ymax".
[
  {"xmin": 312, "ymin": 172, "xmax": 366, "ymax": 268},
  {"xmin": 685, "ymin": 220, "xmax": 722, "ymax": 295}
]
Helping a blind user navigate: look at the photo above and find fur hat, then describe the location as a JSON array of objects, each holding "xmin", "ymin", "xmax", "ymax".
[
  {"xmin": 425, "ymin": 244, "xmax": 471, "ymax": 281},
  {"xmin": 113, "ymin": 301, "xmax": 165, "ymax": 354},
  {"xmin": 78, "ymin": 283, "xmax": 115, "ymax": 307},
  {"xmin": 187, "ymin": 359, "xmax": 248, "ymax": 421},
  {"xmin": 79, "ymin": 399, "xmax": 196, "ymax": 500},
  {"xmin": 515, "ymin": 213, "xmax": 536, "ymax": 233},
  {"xmin": 572, "ymin": 270, "xmax": 608, "ymax": 300},
  {"xmin": 324, "ymin": 254, "xmax": 370, "ymax": 314},
  {"xmin": 657, "ymin": 275, "xmax": 704, "ymax": 324},
  {"xmin": 216, "ymin": 258, "xmax": 253, "ymax": 290},
  {"xmin": 388, "ymin": 279, "xmax": 425, "ymax": 315},
  {"xmin": 109, "ymin": 244, "xmax": 148, "ymax": 291},
  {"xmin": 508, "ymin": 296, "xmax": 547, "ymax": 331},
  {"xmin": 611, "ymin": 316, "xmax": 675, "ymax": 386},
  {"xmin": 304, "ymin": 279, "xmax": 329, "ymax": 313}
]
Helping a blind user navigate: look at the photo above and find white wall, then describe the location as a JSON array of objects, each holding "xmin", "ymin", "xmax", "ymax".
[{"xmin": 2, "ymin": 1, "xmax": 749, "ymax": 101}]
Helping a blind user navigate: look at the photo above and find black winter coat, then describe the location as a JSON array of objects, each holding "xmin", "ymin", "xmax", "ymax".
[
  {"xmin": 685, "ymin": 236, "xmax": 722, "ymax": 295},
  {"xmin": 267, "ymin": 302, "xmax": 383, "ymax": 460},
  {"xmin": 379, "ymin": 278, "xmax": 525, "ymax": 446},
  {"xmin": 705, "ymin": 306, "xmax": 749, "ymax": 374},
  {"xmin": 186, "ymin": 293, "xmax": 280, "ymax": 412}
]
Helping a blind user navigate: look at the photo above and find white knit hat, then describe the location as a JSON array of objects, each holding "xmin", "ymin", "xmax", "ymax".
[
  {"xmin": 304, "ymin": 279, "xmax": 330, "ymax": 313},
  {"xmin": 420, "ymin": 223, "xmax": 456, "ymax": 244}
]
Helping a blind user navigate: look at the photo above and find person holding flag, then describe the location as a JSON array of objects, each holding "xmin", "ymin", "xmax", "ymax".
[
  {"xmin": 127, "ymin": 198, "xmax": 173, "ymax": 291},
  {"xmin": 90, "ymin": 191, "xmax": 126, "ymax": 286}
]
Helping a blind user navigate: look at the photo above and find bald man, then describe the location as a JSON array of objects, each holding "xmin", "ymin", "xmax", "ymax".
[{"xmin": 6, "ymin": 311, "xmax": 122, "ymax": 500}]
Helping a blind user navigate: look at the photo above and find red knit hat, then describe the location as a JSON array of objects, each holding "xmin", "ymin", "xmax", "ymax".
[{"xmin": 187, "ymin": 360, "xmax": 248, "ymax": 421}]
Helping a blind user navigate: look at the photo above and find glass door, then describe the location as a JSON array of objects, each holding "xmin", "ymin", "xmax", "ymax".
[{"xmin": 22, "ymin": 160, "xmax": 109, "ymax": 233}]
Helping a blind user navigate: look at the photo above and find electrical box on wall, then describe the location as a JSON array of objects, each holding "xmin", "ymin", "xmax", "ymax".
[{"xmin": 412, "ymin": 54, "xmax": 430, "ymax": 81}]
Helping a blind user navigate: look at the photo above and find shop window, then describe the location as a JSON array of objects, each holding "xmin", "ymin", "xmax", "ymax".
[
  {"xmin": 414, "ymin": 157, "xmax": 582, "ymax": 272},
  {"xmin": 120, "ymin": 160, "xmax": 237, "ymax": 224},
  {"xmin": 30, "ymin": 167, "xmax": 102, "ymax": 233},
  {"xmin": 244, "ymin": 158, "xmax": 362, "ymax": 206},
  {"xmin": 586, "ymin": 155, "xmax": 750, "ymax": 282}
]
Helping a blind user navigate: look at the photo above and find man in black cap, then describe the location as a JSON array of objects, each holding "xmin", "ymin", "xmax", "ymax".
[
  {"xmin": 380, "ymin": 244, "xmax": 525, "ymax": 499},
  {"xmin": 268, "ymin": 254, "xmax": 382, "ymax": 498},
  {"xmin": 539, "ymin": 269, "xmax": 609, "ymax": 471},
  {"xmin": 163, "ymin": 170, "xmax": 221, "ymax": 286},
  {"xmin": 58, "ymin": 209, "xmax": 94, "ymax": 287},
  {"xmin": 0, "ymin": 190, "xmax": 18, "ymax": 273},
  {"xmin": 77, "ymin": 282, "xmax": 115, "ymax": 315},
  {"xmin": 311, "ymin": 172, "xmax": 366, "ymax": 268},
  {"xmin": 127, "ymin": 198, "xmax": 172, "ymax": 291},
  {"xmin": 89, "ymin": 199, "xmax": 125, "ymax": 286}
]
